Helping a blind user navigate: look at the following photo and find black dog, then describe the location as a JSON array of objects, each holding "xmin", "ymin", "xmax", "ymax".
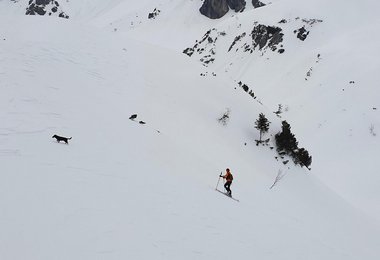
[
  {"xmin": 129, "ymin": 114, "xmax": 137, "ymax": 120},
  {"xmin": 52, "ymin": 135, "xmax": 72, "ymax": 144}
]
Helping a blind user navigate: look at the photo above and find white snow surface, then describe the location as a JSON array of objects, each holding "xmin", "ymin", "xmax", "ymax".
[{"xmin": 1, "ymin": 0, "xmax": 380, "ymax": 259}]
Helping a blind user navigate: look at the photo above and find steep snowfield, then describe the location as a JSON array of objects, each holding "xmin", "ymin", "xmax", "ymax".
[
  {"xmin": 1, "ymin": 0, "xmax": 380, "ymax": 259},
  {"xmin": 133, "ymin": 0, "xmax": 380, "ymax": 221}
]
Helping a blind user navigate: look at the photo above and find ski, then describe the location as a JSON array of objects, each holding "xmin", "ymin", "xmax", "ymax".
[{"xmin": 215, "ymin": 189, "xmax": 240, "ymax": 202}]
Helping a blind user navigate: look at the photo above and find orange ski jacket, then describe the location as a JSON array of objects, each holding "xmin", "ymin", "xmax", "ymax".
[{"xmin": 222, "ymin": 171, "xmax": 233, "ymax": 182}]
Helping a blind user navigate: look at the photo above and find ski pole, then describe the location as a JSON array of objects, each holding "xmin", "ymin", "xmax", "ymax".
[{"xmin": 215, "ymin": 172, "xmax": 222, "ymax": 190}]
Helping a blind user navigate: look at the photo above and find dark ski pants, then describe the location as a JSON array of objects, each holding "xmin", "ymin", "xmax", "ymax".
[{"xmin": 224, "ymin": 181, "xmax": 232, "ymax": 194}]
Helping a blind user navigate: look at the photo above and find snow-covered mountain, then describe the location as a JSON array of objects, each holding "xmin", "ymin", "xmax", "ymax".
[{"xmin": 1, "ymin": 0, "xmax": 380, "ymax": 259}]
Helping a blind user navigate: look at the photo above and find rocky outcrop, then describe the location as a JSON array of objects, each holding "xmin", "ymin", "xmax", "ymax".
[
  {"xmin": 183, "ymin": 22, "xmax": 285, "ymax": 67},
  {"xmin": 252, "ymin": 0, "xmax": 266, "ymax": 8},
  {"xmin": 238, "ymin": 81, "xmax": 255, "ymax": 98},
  {"xmin": 228, "ymin": 24, "xmax": 284, "ymax": 54},
  {"xmin": 199, "ymin": 0, "xmax": 247, "ymax": 19},
  {"xmin": 294, "ymin": 26, "xmax": 309, "ymax": 41},
  {"xmin": 227, "ymin": 0, "xmax": 246, "ymax": 12},
  {"xmin": 183, "ymin": 28, "xmax": 221, "ymax": 65},
  {"xmin": 26, "ymin": 0, "xmax": 69, "ymax": 19},
  {"xmin": 200, "ymin": 0, "xmax": 229, "ymax": 19},
  {"xmin": 228, "ymin": 32, "xmax": 246, "ymax": 52},
  {"xmin": 250, "ymin": 24, "xmax": 283, "ymax": 51},
  {"xmin": 148, "ymin": 8, "xmax": 160, "ymax": 19},
  {"xmin": 293, "ymin": 18, "xmax": 322, "ymax": 41},
  {"xmin": 201, "ymin": 0, "xmax": 272, "ymax": 18}
]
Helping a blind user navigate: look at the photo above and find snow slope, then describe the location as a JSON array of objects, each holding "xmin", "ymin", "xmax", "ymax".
[
  {"xmin": 121, "ymin": 0, "xmax": 380, "ymax": 221},
  {"xmin": 1, "ymin": 0, "xmax": 380, "ymax": 259},
  {"xmin": 196, "ymin": 0, "xmax": 380, "ymax": 221}
]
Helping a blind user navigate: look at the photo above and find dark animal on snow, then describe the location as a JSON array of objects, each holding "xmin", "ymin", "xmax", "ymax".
[{"xmin": 52, "ymin": 135, "xmax": 72, "ymax": 144}]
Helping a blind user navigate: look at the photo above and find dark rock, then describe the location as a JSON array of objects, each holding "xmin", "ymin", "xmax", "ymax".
[
  {"xmin": 294, "ymin": 26, "xmax": 309, "ymax": 41},
  {"xmin": 26, "ymin": 4, "xmax": 46, "ymax": 15},
  {"xmin": 200, "ymin": 0, "xmax": 229, "ymax": 19},
  {"xmin": 252, "ymin": 0, "xmax": 266, "ymax": 8},
  {"xmin": 36, "ymin": 0, "xmax": 49, "ymax": 5},
  {"xmin": 227, "ymin": 0, "xmax": 246, "ymax": 12},
  {"xmin": 251, "ymin": 24, "xmax": 284, "ymax": 51},
  {"xmin": 35, "ymin": 7, "xmax": 46, "ymax": 15},
  {"xmin": 238, "ymin": 81, "xmax": 255, "ymax": 98},
  {"xmin": 228, "ymin": 32, "xmax": 246, "ymax": 52},
  {"xmin": 58, "ymin": 12, "xmax": 69, "ymax": 19},
  {"xmin": 183, "ymin": 28, "xmax": 218, "ymax": 64},
  {"xmin": 26, "ymin": 0, "xmax": 69, "ymax": 19},
  {"xmin": 183, "ymin": 47, "xmax": 194, "ymax": 57},
  {"xmin": 148, "ymin": 8, "xmax": 160, "ymax": 19},
  {"xmin": 129, "ymin": 114, "xmax": 137, "ymax": 120},
  {"xmin": 302, "ymin": 18, "xmax": 323, "ymax": 26}
]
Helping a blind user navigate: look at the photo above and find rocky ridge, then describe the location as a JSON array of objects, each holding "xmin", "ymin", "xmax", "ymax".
[
  {"xmin": 200, "ymin": 0, "xmax": 266, "ymax": 19},
  {"xmin": 25, "ymin": 0, "xmax": 69, "ymax": 19},
  {"xmin": 183, "ymin": 23, "xmax": 285, "ymax": 67},
  {"xmin": 184, "ymin": 17, "xmax": 322, "ymax": 67}
]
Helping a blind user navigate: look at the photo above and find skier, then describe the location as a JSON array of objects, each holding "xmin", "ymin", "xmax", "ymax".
[{"xmin": 220, "ymin": 168, "xmax": 233, "ymax": 196}]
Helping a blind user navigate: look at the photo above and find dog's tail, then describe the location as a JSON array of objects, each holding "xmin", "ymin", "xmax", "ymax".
[{"xmin": 68, "ymin": 137, "xmax": 72, "ymax": 140}]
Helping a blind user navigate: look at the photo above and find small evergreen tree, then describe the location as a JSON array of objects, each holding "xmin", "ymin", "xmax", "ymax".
[
  {"xmin": 275, "ymin": 121, "xmax": 312, "ymax": 170},
  {"xmin": 275, "ymin": 121, "xmax": 298, "ymax": 154},
  {"xmin": 294, "ymin": 148, "xmax": 312, "ymax": 169},
  {"xmin": 255, "ymin": 113, "xmax": 270, "ymax": 142}
]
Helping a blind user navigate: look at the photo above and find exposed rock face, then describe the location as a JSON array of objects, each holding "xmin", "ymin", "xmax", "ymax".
[
  {"xmin": 251, "ymin": 24, "xmax": 283, "ymax": 51},
  {"xmin": 200, "ymin": 0, "xmax": 247, "ymax": 19},
  {"xmin": 148, "ymin": 8, "xmax": 161, "ymax": 19},
  {"xmin": 294, "ymin": 26, "xmax": 309, "ymax": 41},
  {"xmin": 200, "ymin": 0, "xmax": 229, "ymax": 19},
  {"xmin": 26, "ymin": 0, "xmax": 69, "ymax": 19},
  {"xmin": 200, "ymin": 0, "xmax": 266, "ymax": 19},
  {"xmin": 252, "ymin": 0, "xmax": 266, "ymax": 8},
  {"xmin": 183, "ymin": 28, "xmax": 221, "ymax": 65},
  {"xmin": 227, "ymin": 0, "xmax": 246, "ymax": 12},
  {"xmin": 238, "ymin": 81, "xmax": 255, "ymax": 98},
  {"xmin": 228, "ymin": 32, "xmax": 246, "ymax": 52},
  {"xmin": 184, "ymin": 22, "xmax": 285, "ymax": 67},
  {"xmin": 293, "ymin": 18, "xmax": 322, "ymax": 41},
  {"xmin": 227, "ymin": 23, "xmax": 284, "ymax": 54}
]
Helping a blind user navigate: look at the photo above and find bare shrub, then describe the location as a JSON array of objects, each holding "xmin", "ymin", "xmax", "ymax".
[{"xmin": 218, "ymin": 108, "xmax": 231, "ymax": 126}]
